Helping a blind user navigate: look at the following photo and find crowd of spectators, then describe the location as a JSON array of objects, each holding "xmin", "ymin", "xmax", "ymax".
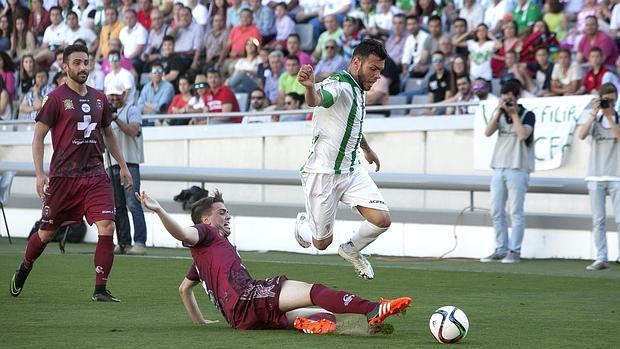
[{"xmin": 1, "ymin": 0, "xmax": 620, "ymax": 124}]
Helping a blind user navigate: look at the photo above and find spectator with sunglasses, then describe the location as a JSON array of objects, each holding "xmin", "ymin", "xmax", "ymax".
[
  {"xmin": 188, "ymin": 75, "xmax": 210, "ymax": 125},
  {"xmin": 137, "ymin": 63, "xmax": 174, "ymax": 126},
  {"xmin": 242, "ymin": 88, "xmax": 277, "ymax": 123},
  {"xmin": 315, "ymin": 39, "xmax": 346, "ymax": 82}
]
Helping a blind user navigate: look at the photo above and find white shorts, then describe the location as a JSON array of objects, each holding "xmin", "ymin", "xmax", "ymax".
[{"xmin": 300, "ymin": 166, "xmax": 388, "ymax": 240}]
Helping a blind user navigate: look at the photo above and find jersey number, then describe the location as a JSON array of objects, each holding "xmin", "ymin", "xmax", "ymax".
[{"xmin": 77, "ymin": 114, "xmax": 97, "ymax": 138}]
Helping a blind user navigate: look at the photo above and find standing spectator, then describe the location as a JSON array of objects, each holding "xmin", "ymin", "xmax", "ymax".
[
  {"xmin": 272, "ymin": 2, "xmax": 295, "ymax": 48},
  {"xmin": 227, "ymin": 38, "xmax": 261, "ymax": 93},
  {"xmin": 170, "ymin": 6, "xmax": 202, "ymax": 68},
  {"xmin": 445, "ymin": 74, "xmax": 479, "ymax": 115},
  {"xmin": 18, "ymin": 68, "xmax": 53, "ymax": 120},
  {"xmin": 105, "ymin": 83, "xmax": 147, "ymax": 256},
  {"xmin": 312, "ymin": 15, "xmax": 342, "ymax": 63},
  {"xmin": 511, "ymin": 0, "xmax": 542, "ymax": 33},
  {"xmin": 264, "ymin": 50, "xmax": 284, "ymax": 104},
  {"xmin": 451, "ymin": 17, "xmax": 469, "ymax": 57},
  {"xmin": 205, "ymin": 67, "xmax": 241, "ymax": 123},
  {"xmin": 339, "ymin": 16, "xmax": 366, "ymax": 61},
  {"xmin": 104, "ymin": 50, "xmax": 137, "ymax": 104},
  {"xmin": 576, "ymin": 16, "xmax": 619, "ymax": 69},
  {"xmin": 0, "ymin": 76, "xmax": 12, "ymax": 120},
  {"xmin": 491, "ymin": 20, "xmax": 522, "ymax": 78},
  {"xmin": 315, "ymin": 39, "xmax": 347, "ymax": 81},
  {"xmin": 34, "ymin": 6, "xmax": 69, "ymax": 65},
  {"xmin": 0, "ymin": 52, "xmax": 16, "ymax": 101},
  {"xmin": 10, "ymin": 16, "xmax": 36, "ymax": 61},
  {"xmin": 166, "ymin": 75, "xmax": 193, "ymax": 125},
  {"xmin": 65, "ymin": 11, "xmax": 99, "ymax": 55},
  {"xmin": 242, "ymin": 88, "xmax": 276, "ymax": 123},
  {"xmin": 28, "ymin": 0, "xmax": 51, "ymax": 44},
  {"xmin": 519, "ymin": 20, "xmax": 560, "ymax": 65},
  {"xmin": 221, "ymin": 8, "xmax": 262, "ymax": 63},
  {"xmin": 543, "ymin": 0, "xmax": 567, "ymax": 41},
  {"xmin": 551, "ymin": 48, "xmax": 582, "ymax": 96},
  {"xmin": 454, "ymin": 23, "xmax": 497, "ymax": 81},
  {"xmin": 137, "ymin": 62, "xmax": 174, "ymax": 125},
  {"xmin": 72, "ymin": 0, "xmax": 96, "ymax": 30},
  {"xmin": 385, "ymin": 14, "xmax": 407, "ymax": 66},
  {"xmin": 526, "ymin": 46, "xmax": 554, "ymax": 97},
  {"xmin": 459, "ymin": 0, "xmax": 483, "ymax": 30},
  {"xmin": 279, "ymin": 55, "xmax": 305, "ymax": 105},
  {"xmin": 577, "ymin": 82, "xmax": 620, "ymax": 271},
  {"xmin": 119, "ymin": 9, "xmax": 148, "ymax": 73},
  {"xmin": 86, "ymin": 53, "xmax": 105, "ymax": 91},
  {"xmin": 96, "ymin": 7, "xmax": 124, "ymax": 62},
  {"xmin": 286, "ymin": 33, "xmax": 312, "ymax": 65},
  {"xmin": 194, "ymin": 13, "xmax": 228, "ymax": 71},
  {"xmin": 484, "ymin": 0, "xmax": 508, "ymax": 34},
  {"xmin": 136, "ymin": 0, "xmax": 153, "ymax": 29},
  {"xmin": 250, "ymin": 0, "xmax": 275, "ymax": 41},
  {"xmin": 481, "ymin": 79, "xmax": 535, "ymax": 264},
  {"xmin": 401, "ymin": 14, "xmax": 429, "ymax": 78},
  {"xmin": 142, "ymin": 8, "xmax": 171, "ymax": 67},
  {"xmin": 159, "ymin": 35, "xmax": 187, "ymax": 91},
  {"xmin": 583, "ymin": 47, "xmax": 613, "ymax": 95},
  {"xmin": 427, "ymin": 51, "xmax": 452, "ymax": 113},
  {"xmin": 17, "ymin": 55, "xmax": 36, "ymax": 98}
]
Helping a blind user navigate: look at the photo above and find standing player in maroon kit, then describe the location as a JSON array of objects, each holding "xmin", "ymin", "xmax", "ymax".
[
  {"xmin": 10, "ymin": 44, "xmax": 133, "ymax": 302},
  {"xmin": 136, "ymin": 190, "xmax": 412, "ymax": 334}
]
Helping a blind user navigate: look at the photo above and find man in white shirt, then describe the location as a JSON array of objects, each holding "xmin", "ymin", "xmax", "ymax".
[
  {"xmin": 483, "ymin": 0, "xmax": 508, "ymax": 33},
  {"xmin": 35, "ymin": 6, "xmax": 69, "ymax": 64},
  {"xmin": 188, "ymin": 0, "xmax": 208, "ymax": 28},
  {"xmin": 104, "ymin": 50, "xmax": 138, "ymax": 105},
  {"xmin": 401, "ymin": 14, "xmax": 429, "ymax": 78},
  {"xmin": 119, "ymin": 8, "xmax": 149, "ymax": 74},
  {"xmin": 170, "ymin": 6, "xmax": 202, "ymax": 67},
  {"xmin": 65, "ymin": 11, "xmax": 99, "ymax": 54}
]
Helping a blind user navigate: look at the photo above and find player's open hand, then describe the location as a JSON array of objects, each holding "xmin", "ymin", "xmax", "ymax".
[
  {"xmin": 119, "ymin": 166, "xmax": 133, "ymax": 191},
  {"xmin": 297, "ymin": 64, "xmax": 315, "ymax": 88},
  {"xmin": 135, "ymin": 190, "xmax": 162, "ymax": 212},
  {"xmin": 36, "ymin": 174, "xmax": 49, "ymax": 198},
  {"xmin": 364, "ymin": 149, "xmax": 381, "ymax": 172}
]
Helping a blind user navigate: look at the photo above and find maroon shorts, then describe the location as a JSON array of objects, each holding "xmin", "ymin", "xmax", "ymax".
[
  {"xmin": 39, "ymin": 174, "xmax": 115, "ymax": 231},
  {"xmin": 233, "ymin": 275, "xmax": 290, "ymax": 330}
]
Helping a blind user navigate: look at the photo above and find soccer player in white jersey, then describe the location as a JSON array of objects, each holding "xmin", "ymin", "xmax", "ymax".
[{"xmin": 295, "ymin": 39, "xmax": 390, "ymax": 280}]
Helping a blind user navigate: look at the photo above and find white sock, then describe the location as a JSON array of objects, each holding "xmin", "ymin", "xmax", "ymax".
[
  {"xmin": 298, "ymin": 218, "xmax": 313, "ymax": 243},
  {"xmin": 350, "ymin": 220, "xmax": 388, "ymax": 252}
]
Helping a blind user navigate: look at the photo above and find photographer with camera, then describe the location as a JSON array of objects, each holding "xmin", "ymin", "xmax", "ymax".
[
  {"xmin": 481, "ymin": 79, "xmax": 536, "ymax": 264},
  {"xmin": 578, "ymin": 82, "xmax": 620, "ymax": 270},
  {"xmin": 105, "ymin": 84, "xmax": 148, "ymax": 255}
]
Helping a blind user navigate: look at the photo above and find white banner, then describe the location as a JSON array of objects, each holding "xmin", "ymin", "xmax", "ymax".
[{"xmin": 473, "ymin": 95, "xmax": 594, "ymax": 171}]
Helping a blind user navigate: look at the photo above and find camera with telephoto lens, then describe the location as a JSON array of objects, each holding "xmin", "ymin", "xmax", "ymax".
[
  {"xmin": 600, "ymin": 98, "xmax": 610, "ymax": 109},
  {"xmin": 109, "ymin": 102, "xmax": 118, "ymax": 115},
  {"xmin": 504, "ymin": 99, "xmax": 514, "ymax": 107}
]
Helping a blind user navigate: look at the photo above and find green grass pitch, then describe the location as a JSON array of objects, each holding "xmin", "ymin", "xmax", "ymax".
[{"xmin": 1, "ymin": 239, "xmax": 618, "ymax": 349}]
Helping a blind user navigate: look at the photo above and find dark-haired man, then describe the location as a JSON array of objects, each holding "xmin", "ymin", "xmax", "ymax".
[
  {"xmin": 136, "ymin": 190, "xmax": 411, "ymax": 333},
  {"xmin": 10, "ymin": 44, "xmax": 133, "ymax": 302},
  {"xmin": 295, "ymin": 39, "xmax": 391, "ymax": 279}
]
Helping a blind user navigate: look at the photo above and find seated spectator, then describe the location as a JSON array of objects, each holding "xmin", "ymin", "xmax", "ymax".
[
  {"xmin": 583, "ymin": 47, "xmax": 614, "ymax": 95},
  {"xmin": 278, "ymin": 55, "xmax": 305, "ymax": 106},
  {"xmin": 371, "ymin": 0, "xmax": 403, "ymax": 38},
  {"xmin": 65, "ymin": 11, "xmax": 98, "ymax": 55},
  {"xmin": 602, "ymin": 57, "xmax": 620, "ymax": 96},
  {"xmin": 551, "ymin": 48, "xmax": 582, "ymax": 96},
  {"xmin": 227, "ymin": 38, "xmax": 261, "ymax": 93},
  {"xmin": 450, "ymin": 18, "xmax": 469, "ymax": 58},
  {"xmin": 242, "ymin": 88, "xmax": 277, "ymax": 123},
  {"xmin": 52, "ymin": 71, "xmax": 67, "ymax": 87},
  {"xmin": 520, "ymin": 20, "xmax": 559, "ymax": 65},
  {"xmin": 227, "ymin": 0, "xmax": 250, "ymax": 28},
  {"xmin": 473, "ymin": 77, "xmax": 498, "ymax": 101},
  {"xmin": 93, "ymin": 0, "xmax": 114, "ymax": 32},
  {"xmin": 0, "ymin": 52, "xmax": 16, "ymax": 101},
  {"xmin": 17, "ymin": 55, "xmax": 36, "ymax": 99},
  {"xmin": 73, "ymin": 0, "xmax": 96, "ymax": 30},
  {"xmin": 512, "ymin": 0, "xmax": 542, "ymax": 33},
  {"xmin": 118, "ymin": 0, "xmax": 139, "ymax": 23},
  {"xmin": 286, "ymin": 33, "xmax": 312, "ymax": 66},
  {"xmin": 18, "ymin": 68, "xmax": 53, "ymax": 120},
  {"xmin": 427, "ymin": 51, "xmax": 452, "ymax": 113},
  {"xmin": 411, "ymin": 0, "xmax": 441, "ymax": 27},
  {"xmin": 0, "ymin": 77, "xmax": 12, "ymax": 121},
  {"xmin": 491, "ymin": 20, "xmax": 521, "ymax": 78},
  {"xmin": 445, "ymin": 74, "xmax": 479, "ymax": 115},
  {"xmin": 459, "ymin": 0, "xmax": 483, "ymax": 31},
  {"xmin": 499, "ymin": 50, "xmax": 534, "ymax": 93},
  {"xmin": 104, "ymin": 50, "xmax": 137, "ymax": 104},
  {"xmin": 448, "ymin": 55, "xmax": 469, "ymax": 96},
  {"xmin": 402, "ymin": 14, "xmax": 429, "ymax": 78},
  {"xmin": 526, "ymin": 46, "xmax": 554, "ymax": 97},
  {"xmin": 34, "ymin": 6, "xmax": 69, "ymax": 65},
  {"xmin": 0, "ymin": 15, "xmax": 10, "ymax": 52},
  {"xmin": 249, "ymin": 0, "xmax": 275, "ymax": 42},
  {"xmin": 576, "ymin": 16, "xmax": 618, "ymax": 69},
  {"xmin": 224, "ymin": 8, "xmax": 262, "ymax": 61},
  {"xmin": 166, "ymin": 75, "xmax": 193, "ymax": 126},
  {"xmin": 340, "ymin": 16, "xmax": 366, "ymax": 61},
  {"xmin": 137, "ymin": 62, "xmax": 174, "ymax": 125},
  {"xmin": 385, "ymin": 14, "xmax": 407, "ymax": 65},
  {"xmin": 295, "ymin": 0, "xmax": 321, "ymax": 26},
  {"xmin": 348, "ymin": 0, "xmax": 377, "ymax": 33},
  {"xmin": 85, "ymin": 53, "xmax": 105, "ymax": 91},
  {"xmin": 187, "ymin": 75, "xmax": 210, "ymax": 125},
  {"xmin": 454, "ymin": 23, "xmax": 496, "ymax": 81},
  {"xmin": 543, "ymin": 0, "xmax": 567, "ymax": 41},
  {"xmin": 119, "ymin": 8, "xmax": 148, "ymax": 73},
  {"xmin": 483, "ymin": 0, "xmax": 507, "ymax": 34},
  {"xmin": 308, "ymin": 0, "xmax": 351, "ymax": 42},
  {"xmin": 101, "ymin": 38, "xmax": 137, "ymax": 76},
  {"xmin": 315, "ymin": 39, "xmax": 347, "ymax": 81},
  {"xmin": 205, "ymin": 67, "xmax": 242, "ymax": 123},
  {"xmin": 136, "ymin": 0, "xmax": 154, "ymax": 29},
  {"xmin": 264, "ymin": 50, "xmax": 284, "ymax": 105},
  {"xmin": 48, "ymin": 50, "xmax": 64, "ymax": 82},
  {"xmin": 159, "ymin": 35, "xmax": 187, "ymax": 91},
  {"xmin": 311, "ymin": 14, "xmax": 342, "ymax": 63},
  {"xmin": 194, "ymin": 13, "xmax": 228, "ymax": 72},
  {"xmin": 28, "ymin": 0, "xmax": 51, "ymax": 44},
  {"xmin": 256, "ymin": 47, "xmax": 271, "ymax": 86},
  {"xmin": 10, "ymin": 16, "xmax": 36, "ymax": 61},
  {"xmin": 418, "ymin": 15, "xmax": 443, "ymax": 71},
  {"xmin": 96, "ymin": 6, "xmax": 124, "ymax": 62},
  {"xmin": 438, "ymin": 36, "xmax": 457, "ymax": 71},
  {"xmin": 142, "ymin": 8, "xmax": 171, "ymax": 66},
  {"xmin": 279, "ymin": 92, "xmax": 308, "ymax": 122},
  {"xmin": 271, "ymin": 2, "xmax": 295, "ymax": 48},
  {"xmin": 170, "ymin": 6, "xmax": 202, "ymax": 68}
]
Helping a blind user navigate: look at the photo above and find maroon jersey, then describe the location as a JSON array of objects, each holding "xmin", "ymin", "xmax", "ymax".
[
  {"xmin": 187, "ymin": 224, "xmax": 254, "ymax": 327},
  {"xmin": 36, "ymin": 84, "xmax": 113, "ymax": 178}
]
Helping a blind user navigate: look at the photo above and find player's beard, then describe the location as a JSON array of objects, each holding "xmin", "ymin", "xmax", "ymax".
[{"xmin": 68, "ymin": 69, "xmax": 89, "ymax": 84}]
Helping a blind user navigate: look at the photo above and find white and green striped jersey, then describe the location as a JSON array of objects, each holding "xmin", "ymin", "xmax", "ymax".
[{"xmin": 301, "ymin": 71, "xmax": 366, "ymax": 174}]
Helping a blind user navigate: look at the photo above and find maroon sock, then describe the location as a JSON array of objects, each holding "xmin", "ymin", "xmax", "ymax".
[
  {"xmin": 308, "ymin": 312, "xmax": 337, "ymax": 323},
  {"xmin": 22, "ymin": 232, "xmax": 48, "ymax": 269},
  {"xmin": 94, "ymin": 235, "xmax": 114, "ymax": 286},
  {"xmin": 310, "ymin": 284, "xmax": 377, "ymax": 315}
]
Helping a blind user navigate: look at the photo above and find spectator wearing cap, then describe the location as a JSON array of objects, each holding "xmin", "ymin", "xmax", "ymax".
[
  {"xmin": 188, "ymin": 74, "xmax": 210, "ymax": 125},
  {"xmin": 194, "ymin": 13, "xmax": 228, "ymax": 71},
  {"xmin": 278, "ymin": 55, "xmax": 305, "ymax": 106},
  {"xmin": 104, "ymin": 49, "xmax": 138, "ymax": 104},
  {"xmin": 142, "ymin": 8, "xmax": 171, "ymax": 66},
  {"xmin": 249, "ymin": 0, "xmax": 275, "ymax": 41},
  {"xmin": 224, "ymin": 8, "xmax": 263, "ymax": 61},
  {"xmin": 137, "ymin": 62, "xmax": 174, "ymax": 125},
  {"xmin": 136, "ymin": 0, "xmax": 154, "ymax": 29},
  {"xmin": 227, "ymin": 38, "xmax": 261, "ymax": 93},
  {"xmin": 170, "ymin": 6, "xmax": 202, "ymax": 68},
  {"xmin": 311, "ymin": 15, "xmax": 342, "ymax": 63},
  {"xmin": 205, "ymin": 67, "xmax": 242, "ymax": 123},
  {"xmin": 119, "ymin": 8, "xmax": 148, "ymax": 73},
  {"xmin": 65, "ymin": 11, "xmax": 98, "ymax": 54},
  {"xmin": 96, "ymin": 6, "xmax": 124, "ymax": 62},
  {"xmin": 577, "ymin": 16, "xmax": 619, "ymax": 69},
  {"xmin": 315, "ymin": 39, "xmax": 347, "ymax": 81},
  {"xmin": 264, "ymin": 50, "xmax": 285, "ymax": 105},
  {"xmin": 34, "ymin": 6, "xmax": 69, "ymax": 64},
  {"xmin": 159, "ymin": 35, "xmax": 187, "ymax": 92}
]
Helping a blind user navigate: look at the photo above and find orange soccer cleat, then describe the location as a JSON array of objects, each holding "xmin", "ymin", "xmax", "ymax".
[
  {"xmin": 366, "ymin": 297, "xmax": 413, "ymax": 326},
  {"xmin": 293, "ymin": 317, "xmax": 337, "ymax": 335}
]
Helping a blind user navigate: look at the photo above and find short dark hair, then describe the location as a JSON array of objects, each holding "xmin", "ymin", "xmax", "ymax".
[
  {"xmin": 49, "ymin": 6, "xmax": 62, "ymax": 15},
  {"xmin": 599, "ymin": 82, "xmax": 618, "ymax": 97},
  {"xmin": 589, "ymin": 46, "xmax": 603, "ymax": 55},
  {"xmin": 275, "ymin": 2, "xmax": 287, "ymax": 9},
  {"xmin": 287, "ymin": 33, "xmax": 301, "ymax": 42},
  {"xmin": 286, "ymin": 92, "xmax": 304, "ymax": 105},
  {"xmin": 393, "ymin": 13, "xmax": 405, "ymax": 21},
  {"xmin": 250, "ymin": 88, "xmax": 265, "ymax": 97},
  {"xmin": 163, "ymin": 35, "xmax": 175, "ymax": 44},
  {"xmin": 352, "ymin": 39, "xmax": 387, "ymax": 61},
  {"xmin": 66, "ymin": 11, "xmax": 78, "ymax": 20},
  {"xmin": 454, "ymin": 17, "xmax": 467, "ymax": 26},
  {"xmin": 286, "ymin": 54, "xmax": 300, "ymax": 64},
  {"xmin": 428, "ymin": 15, "xmax": 441, "ymax": 25},
  {"xmin": 501, "ymin": 78, "xmax": 522, "ymax": 96},
  {"xmin": 535, "ymin": 45, "xmax": 550, "ymax": 54},
  {"xmin": 432, "ymin": 50, "xmax": 444, "ymax": 57},
  {"xmin": 240, "ymin": 8, "xmax": 253, "ymax": 16},
  {"xmin": 557, "ymin": 47, "xmax": 571, "ymax": 56},
  {"xmin": 456, "ymin": 73, "xmax": 470, "ymax": 83},
  {"xmin": 190, "ymin": 190, "xmax": 224, "ymax": 225},
  {"xmin": 105, "ymin": 6, "xmax": 118, "ymax": 16},
  {"xmin": 63, "ymin": 44, "xmax": 89, "ymax": 63},
  {"xmin": 405, "ymin": 14, "xmax": 418, "ymax": 22},
  {"xmin": 73, "ymin": 38, "xmax": 87, "ymax": 46},
  {"xmin": 108, "ymin": 49, "xmax": 121, "ymax": 57}
]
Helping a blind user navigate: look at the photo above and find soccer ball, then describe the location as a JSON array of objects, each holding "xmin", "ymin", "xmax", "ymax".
[{"xmin": 428, "ymin": 306, "xmax": 469, "ymax": 344}]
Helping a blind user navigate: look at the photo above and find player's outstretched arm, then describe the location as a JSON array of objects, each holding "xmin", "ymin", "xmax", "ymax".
[
  {"xmin": 179, "ymin": 277, "xmax": 219, "ymax": 325},
  {"xmin": 32, "ymin": 121, "xmax": 50, "ymax": 198},
  {"xmin": 102, "ymin": 125, "xmax": 134, "ymax": 190},
  {"xmin": 135, "ymin": 191, "xmax": 200, "ymax": 245}
]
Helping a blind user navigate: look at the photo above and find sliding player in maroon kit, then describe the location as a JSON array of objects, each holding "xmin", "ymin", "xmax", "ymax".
[
  {"xmin": 10, "ymin": 44, "xmax": 133, "ymax": 302},
  {"xmin": 136, "ymin": 190, "xmax": 412, "ymax": 334}
]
